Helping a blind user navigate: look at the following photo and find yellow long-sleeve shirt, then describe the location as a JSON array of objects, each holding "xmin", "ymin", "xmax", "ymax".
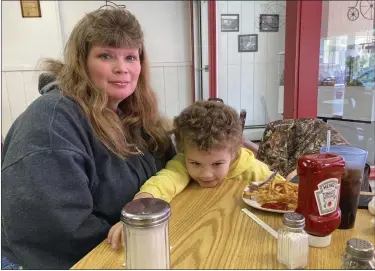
[{"xmin": 138, "ymin": 147, "xmax": 285, "ymax": 203}]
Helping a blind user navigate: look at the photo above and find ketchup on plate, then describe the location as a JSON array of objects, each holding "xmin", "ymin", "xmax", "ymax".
[
  {"xmin": 296, "ymin": 153, "xmax": 345, "ymax": 247},
  {"xmin": 261, "ymin": 202, "xmax": 288, "ymax": 210}
]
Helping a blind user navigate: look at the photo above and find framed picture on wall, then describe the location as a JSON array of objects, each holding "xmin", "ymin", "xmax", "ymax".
[
  {"xmin": 238, "ymin": 34, "xmax": 258, "ymax": 52},
  {"xmin": 20, "ymin": 0, "xmax": 41, "ymax": 18},
  {"xmin": 259, "ymin": 14, "xmax": 279, "ymax": 32},
  {"xmin": 221, "ymin": 14, "xmax": 239, "ymax": 32}
]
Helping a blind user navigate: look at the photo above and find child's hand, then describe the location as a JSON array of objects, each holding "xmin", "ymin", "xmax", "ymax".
[
  {"xmin": 107, "ymin": 222, "xmax": 124, "ymax": 250},
  {"xmin": 107, "ymin": 194, "xmax": 153, "ymax": 249},
  {"xmin": 108, "ymin": 194, "xmax": 154, "ymax": 249},
  {"xmin": 133, "ymin": 192, "xmax": 154, "ymax": 200}
]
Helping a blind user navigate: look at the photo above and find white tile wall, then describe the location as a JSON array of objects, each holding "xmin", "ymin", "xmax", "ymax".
[
  {"xmin": 151, "ymin": 63, "xmax": 193, "ymax": 118},
  {"xmin": 216, "ymin": 1, "xmax": 285, "ymax": 126},
  {"xmin": 2, "ymin": 71, "xmax": 42, "ymax": 136}
]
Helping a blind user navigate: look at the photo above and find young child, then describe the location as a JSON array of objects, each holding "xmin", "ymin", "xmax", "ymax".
[{"xmin": 107, "ymin": 100, "xmax": 286, "ymax": 249}]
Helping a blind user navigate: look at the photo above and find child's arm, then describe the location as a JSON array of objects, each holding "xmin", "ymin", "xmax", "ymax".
[
  {"xmin": 107, "ymin": 222, "xmax": 124, "ymax": 250},
  {"xmin": 109, "ymin": 155, "xmax": 189, "ymax": 250},
  {"xmin": 135, "ymin": 154, "xmax": 190, "ymax": 203},
  {"xmin": 241, "ymin": 151, "xmax": 286, "ymax": 183}
]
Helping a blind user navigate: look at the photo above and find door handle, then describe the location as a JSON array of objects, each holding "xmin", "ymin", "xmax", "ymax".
[{"xmin": 196, "ymin": 65, "xmax": 209, "ymax": 72}]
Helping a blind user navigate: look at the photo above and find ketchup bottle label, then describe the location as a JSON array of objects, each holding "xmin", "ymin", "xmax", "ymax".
[{"xmin": 314, "ymin": 178, "xmax": 340, "ymax": 216}]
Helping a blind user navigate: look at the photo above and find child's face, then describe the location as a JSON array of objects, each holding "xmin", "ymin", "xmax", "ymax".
[{"xmin": 184, "ymin": 144, "xmax": 235, "ymax": 188}]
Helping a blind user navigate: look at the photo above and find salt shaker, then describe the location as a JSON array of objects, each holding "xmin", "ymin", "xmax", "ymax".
[
  {"xmin": 121, "ymin": 198, "xmax": 171, "ymax": 269},
  {"xmin": 277, "ymin": 212, "xmax": 309, "ymax": 269},
  {"xmin": 341, "ymin": 238, "xmax": 375, "ymax": 269}
]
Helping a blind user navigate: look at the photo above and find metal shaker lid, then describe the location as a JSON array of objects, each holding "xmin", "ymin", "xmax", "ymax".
[
  {"xmin": 345, "ymin": 238, "xmax": 374, "ymax": 260},
  {"xmin": 283, "ymin": 212, "xmax": 305, "ymax": 228},
  {"xmin": 121, "ymin": 198, "xmax": 171, "ymax": 228}
]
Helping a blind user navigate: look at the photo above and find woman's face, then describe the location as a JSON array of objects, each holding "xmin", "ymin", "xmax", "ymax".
[{"xmin": 87, "ymin": 45, "xmax": 141, "ymax": 111}]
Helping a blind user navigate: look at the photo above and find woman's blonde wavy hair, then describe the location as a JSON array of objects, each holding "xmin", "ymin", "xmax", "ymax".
[{"xmin": 41, "ymin": 8, "xmax": 170, "ymax": 157}]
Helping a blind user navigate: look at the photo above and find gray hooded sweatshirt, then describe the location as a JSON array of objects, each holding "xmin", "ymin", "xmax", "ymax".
[{"xmin": 1, "ymin": 79, "xmax": 175, "ymax": 269}]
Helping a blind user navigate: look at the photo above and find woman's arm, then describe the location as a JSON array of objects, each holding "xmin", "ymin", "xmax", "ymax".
[{"xmin": 1, "ymin": 148, "xmax": 110, "ymax": 269}]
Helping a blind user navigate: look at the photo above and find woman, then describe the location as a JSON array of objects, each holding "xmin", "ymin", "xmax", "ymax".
[{"xmin": 1, "ymin": 8, "xmax": 175, "ymax": 269}]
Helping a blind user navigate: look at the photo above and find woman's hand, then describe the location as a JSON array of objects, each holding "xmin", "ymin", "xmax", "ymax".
[{"xmin": 107, "ymin": 222, "xmax": 125, "ymax": 250}]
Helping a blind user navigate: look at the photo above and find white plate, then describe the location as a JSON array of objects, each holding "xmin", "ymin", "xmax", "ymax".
[{"xmin": 242, "ymin": 183, "xmax": 294, "ymax": 214}]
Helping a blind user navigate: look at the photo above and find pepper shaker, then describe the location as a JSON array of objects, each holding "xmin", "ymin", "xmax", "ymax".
[
  {"xmin": 121, "ymin": 198, "xmax": 171, "ymax": 269},
  {"xmin": 341, "ymin": 238, "xmax": 375, "ymax": 269}
]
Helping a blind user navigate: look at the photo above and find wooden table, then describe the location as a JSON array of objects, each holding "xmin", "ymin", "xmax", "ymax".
[{"xmin": 72, "ymin": 180, "xmax": 374, "ymax": 269}]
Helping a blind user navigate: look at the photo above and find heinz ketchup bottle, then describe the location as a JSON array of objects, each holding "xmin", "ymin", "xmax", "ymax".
[{"xmin": 296, "ymin": 153, "xmax": 345, "ymax": 248}]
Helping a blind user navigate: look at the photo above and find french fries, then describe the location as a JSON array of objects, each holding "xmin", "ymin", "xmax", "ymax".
[{"xmin": 243, "ymin": 179, "xmax": 298, "ymax": 210}]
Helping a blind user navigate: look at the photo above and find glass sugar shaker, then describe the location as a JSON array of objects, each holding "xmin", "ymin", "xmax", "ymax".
[
  {"xmin": 277, "ymin": 212, "xmax": 309, "ymax": 269},
  {"xmin": 341, "ymin": 238, "xmax": 375, "ymax": 269},
  {"xmin": 121, "ymin": 198, "xmax": 171, "ymax": 269}
]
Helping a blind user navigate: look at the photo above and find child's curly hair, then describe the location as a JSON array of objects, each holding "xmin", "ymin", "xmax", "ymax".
[{"xmin": 173, "ymin": 100, "xmax": 243, "ymax": 152}]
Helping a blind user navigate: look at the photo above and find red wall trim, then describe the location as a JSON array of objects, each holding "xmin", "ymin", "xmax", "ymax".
[
  {"xmin": 189, "ymin": 1, "xmax": 196, "ymax": 102},
  {"xmin": 298, "ymin": 1, "xmax": 322, "ymax": 117},
  {"xmin": 284, "ymin": 1, "xmax": 301, "ymax": 119},
  {"xmin": 284, "ymin": 0, "xmax": 322, "ymax": 119},
  {"xmin": 208, "ymin": 0, "xmax": 217, "ymax": 98}
]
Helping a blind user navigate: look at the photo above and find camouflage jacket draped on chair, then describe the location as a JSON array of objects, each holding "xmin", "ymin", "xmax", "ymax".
[{"xmin": 256, "ymin": 118, "xmax": 350, "ymax": 178}]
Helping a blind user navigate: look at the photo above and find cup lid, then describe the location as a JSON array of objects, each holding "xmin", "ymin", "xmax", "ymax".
[
  {"xmin": 121, "ymin": 198, "xmax": 171, "ymax": 228},
  {"xmin": 320, "ymin": 145, "xmax": 367, "ymax": 156}
]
